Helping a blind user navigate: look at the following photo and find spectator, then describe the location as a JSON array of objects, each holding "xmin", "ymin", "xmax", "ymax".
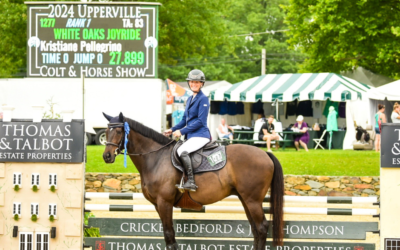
[
  {"xmin": 257, "ymin": 113, "xmax": 265, "ymax": 121},
  {"xmin": 293, "ymin": 115, "xmax": 309, "ymax": 152},
  {"xmin": 259, "ymin": 115, "xmax": 279, "ymax": 153},
  {"xmin": 391, "ymin": 102, "xmax": 400, "ymax": 123},
  {"xmin": 219, "ymin": 118, "xmax": 234, "ymax": 140},
  {"xmin": 375, "ymin": 104, "xmax": 386, "ymax": 152}
]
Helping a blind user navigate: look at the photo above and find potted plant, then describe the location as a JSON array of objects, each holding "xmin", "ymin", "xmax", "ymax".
[
  {"xmin": 14, "ymin": 185, "xmax": 20, "ymax": 191},
  {"xmin": 14, "ymin": 214, "xmax": 19, "ymax": 221},
  {"xmin": 49, "ymin": 215, "xmax": 55, "ymax": 222},
  {"xmin": 50, "ymin": 185, "xmax": 56, "ymax": 192},
  {"xmin": 32, "ymin": 185, "xmax": 38, "ymax": 192}
]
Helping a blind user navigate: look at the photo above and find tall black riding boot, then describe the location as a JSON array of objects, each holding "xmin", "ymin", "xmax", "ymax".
[{"xmin": 180, "ymin": 151, "xmax": 198, "ymax": 192}]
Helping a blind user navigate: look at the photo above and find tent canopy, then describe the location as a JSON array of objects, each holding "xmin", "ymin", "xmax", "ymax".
[
  {"xmin": 210, "ymin": 73, "xmax": 371, "ymax": 103},
  {"xmin": 368, "ymin": 80, "xmax": 400, "ymax": 101}
]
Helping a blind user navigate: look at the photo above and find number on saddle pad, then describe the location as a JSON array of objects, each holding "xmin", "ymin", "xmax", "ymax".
[{"xmin": 207, "ymin": 150, "xmax": 226, "ymax": 166}]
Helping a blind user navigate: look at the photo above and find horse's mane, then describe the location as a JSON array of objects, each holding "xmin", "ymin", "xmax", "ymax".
[{"xmin": 124, "ymin": 117, "xmax": 172, "ymax": 145}]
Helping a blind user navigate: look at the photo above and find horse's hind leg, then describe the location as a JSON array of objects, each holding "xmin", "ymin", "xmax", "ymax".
[
  {"xmin": 242, "ymin": 200, "xmax": 269, "ymax": 250},
  {"xmin": 238, "ymin": 196, "xmax": 259, "ymax": 249},
  {"xmin": 155, "ymin": 200, "xmax": 178, "ymax": 250}
]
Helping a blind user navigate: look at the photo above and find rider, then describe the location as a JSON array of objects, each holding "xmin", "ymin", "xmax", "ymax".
[{"xmin": 164, "ymin": 69, "xmax": 211, "ymax": 192}]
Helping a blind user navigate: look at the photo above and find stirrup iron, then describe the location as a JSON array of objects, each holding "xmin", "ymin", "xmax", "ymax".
[{"xmin": 175, "ymin": 175, "xmax": 185, "ymax": 193}]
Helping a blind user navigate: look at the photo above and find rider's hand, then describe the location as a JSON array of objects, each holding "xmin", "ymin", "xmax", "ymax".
[
  {"xmin": 163, "ymin": 129, "xmax": 172, "ymax": 136},
  {"xmin": 173, "ymin": 130, "xmax": 182, "ymax": 137}
]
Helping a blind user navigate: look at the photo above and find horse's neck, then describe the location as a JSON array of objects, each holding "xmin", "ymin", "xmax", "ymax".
[{"xmin": 127, "ymin": 130, "xmax": 169, "ymax": 174}]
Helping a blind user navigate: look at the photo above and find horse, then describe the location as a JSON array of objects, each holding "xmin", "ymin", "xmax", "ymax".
[{"xmin": 102, "ymin": 113, "xmax": 284, "ymax": 250}]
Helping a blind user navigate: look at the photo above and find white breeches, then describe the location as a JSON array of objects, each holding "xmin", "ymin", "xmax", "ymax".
[{"xmin": 177, "ymin": 137, "xmax": 210, "ymax": 156}]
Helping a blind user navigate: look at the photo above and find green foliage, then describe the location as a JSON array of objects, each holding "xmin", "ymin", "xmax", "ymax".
[
  {"xmin": 0, "ymin": 0, "xmax": 27, "ymax": 78},
  {"xmin": 284, "ymin": 0, "xmax": 400, "ymax": 79},
  {"xmin": 14, "ymin": 214, "xmax": 19, "ymax": 221},
  {"xmin": 50, "ymin": 185, "xmax": 56, "ymax": 192},
  {"xmin": 84, "ymin": 212, "xmax": 101, "ymax": 237},
  {"xmin": 14, "ymin": 185, "xmax": 19, "ymax": 191},
  {"xmin": 159, "ymin": 0, "xmax": 305, "ymax": 83},
  {"xmin": 31, "ymin": 214, "xmax": 37, "ymax": 222},
  {"xmin": 32, "ymin": 185, "xmax": 38, "ymax": 192},
  {"xmin": 49, "ymin": 215, "xmax": 55, "ymax": 222}
]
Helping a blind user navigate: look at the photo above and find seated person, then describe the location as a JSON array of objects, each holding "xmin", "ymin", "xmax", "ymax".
[
  {"xmin": 219, "ymin": 118, "xmax": 234, "ymax": 140},
  {"xmin": 257, "ymin": 113, "xmax": 266, "ymax": 121},
  {"xmin": 293, "ymin": 115, "xmax": 309, "ymax": 152},
  {"xmin": 259, "ymin": 115, "xmax": 280, "ymax": 152}
]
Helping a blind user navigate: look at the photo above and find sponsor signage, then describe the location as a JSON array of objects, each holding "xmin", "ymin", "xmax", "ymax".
[
  {"xmin": 381, "ymin": 124, "xmax": 400, "ymax": 168},
  {"xmin": 88, "ymin": 218, "xmax": 378, "ymax": 240},
  {"xmin": 26, "ymin": 2, "xmax": 159, "ymax": 78},
  {"xmin": 84, "ymin": 238, "xmax": 375, "ymax": 250},
  {"xmin": 0, "ymin": 121, "xmax": 84, "ymax": 163}
]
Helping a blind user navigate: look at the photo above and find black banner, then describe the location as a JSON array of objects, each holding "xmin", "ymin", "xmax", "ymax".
[
  {"xmin": 88, "ymin": 218, "xmax": 378, "ymax": 240},
  {"xmin": 84, "ymin": 238, "xmax": 375, "ymax": 250},
  {"xmin": 26, "ymin": 3, "xmax": 159, "ymax": 78},
  {"xmin": 0, "ymin": 121, "xmax": 84, "ymax": 163},
  {"xmin": 381, "ymin": 124, "xmax": 400, "ymax": 168}
]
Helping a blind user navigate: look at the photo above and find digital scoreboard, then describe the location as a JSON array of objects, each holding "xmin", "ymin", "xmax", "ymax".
[{"xmin": 26, "ymin": 2, "xmax": 160, "ymax": 78}]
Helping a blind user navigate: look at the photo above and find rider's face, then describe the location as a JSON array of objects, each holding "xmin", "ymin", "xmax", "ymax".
[{"xmin": 189, "ymin": 80, "xmax": 203, "ymax": 92}]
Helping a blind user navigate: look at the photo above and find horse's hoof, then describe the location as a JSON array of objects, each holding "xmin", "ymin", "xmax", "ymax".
[{"xmin": 167, "ymin": 243, "xmax": 179, "ymax": 250}]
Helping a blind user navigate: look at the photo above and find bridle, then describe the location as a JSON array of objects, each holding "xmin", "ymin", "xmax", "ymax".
[
  {"xmin": 105, "ymin": 123, "xmax": 125, "ymax": 156},
  {"xmin": 105, "ymin": 122, "xmax": 176, "ymax": 157}
]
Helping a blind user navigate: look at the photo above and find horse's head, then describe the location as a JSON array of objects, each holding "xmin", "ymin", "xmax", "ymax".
[{"xmin": 102, "ymin": 112, "xmax": 126, "ymax": 163}]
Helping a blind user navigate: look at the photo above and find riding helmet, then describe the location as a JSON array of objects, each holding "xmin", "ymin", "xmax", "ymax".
[{"xmin": 186, "ymin": 69, "xmax": 206, "ymax": 83}]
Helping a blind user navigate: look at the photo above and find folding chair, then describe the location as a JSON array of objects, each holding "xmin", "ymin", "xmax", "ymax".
[{"xmin": 313, "ymin": 130, "xmax": 327, "ymax": 149}]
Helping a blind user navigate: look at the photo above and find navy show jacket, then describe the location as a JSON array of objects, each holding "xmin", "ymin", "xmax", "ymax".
[{"xmin": 171, "ymin": 90, "xmax": 211, "ymax": 139}]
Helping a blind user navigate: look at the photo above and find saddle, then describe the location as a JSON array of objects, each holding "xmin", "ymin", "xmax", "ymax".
[
  {"xmin": 172, "ymin": 141, "xmax": 227, "ymax": 211},
  {"xmin": 171, "ymin": 140, "xmax": 227, "ymax": 174}
]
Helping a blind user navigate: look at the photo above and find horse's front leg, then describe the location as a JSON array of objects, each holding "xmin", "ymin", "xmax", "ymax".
[{"xmin": 156, "ymin": 199, "xmax": 178, "ymax": 250}]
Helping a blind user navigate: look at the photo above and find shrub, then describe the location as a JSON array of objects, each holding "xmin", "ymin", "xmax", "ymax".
[
  {"xmin": 14, "ymin": 214, "xmax": 19, "ymax": 221},
  {"xmin": 32, "ymin": 185, "xmax": 38, "ymax": 192},
  {"xmin": 14, "ymin": 185, "xmax": 20, "ymax": 191},
  {"xmin": 31, "ymin": 214, "xmax": 38, "ymax": 222}
]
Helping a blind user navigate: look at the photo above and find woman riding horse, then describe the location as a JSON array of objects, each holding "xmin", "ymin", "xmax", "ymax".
[{"xmin": 164, "ymin": 69, "xmax": 210, "ymax": 192}]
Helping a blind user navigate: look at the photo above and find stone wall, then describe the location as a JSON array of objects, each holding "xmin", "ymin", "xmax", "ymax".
[{"xmin": 85, "ymin": 173, "xmax": 380, "ymax": 197}]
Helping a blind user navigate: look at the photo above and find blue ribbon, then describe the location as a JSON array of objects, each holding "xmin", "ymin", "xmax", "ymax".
[{"xmin": 124, "ymin": 122, "xmax": 130, "ymax": 168}]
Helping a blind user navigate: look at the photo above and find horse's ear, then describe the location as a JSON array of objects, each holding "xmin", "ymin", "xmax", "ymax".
[
  {"xmin": 103, "ymin": 112, "xmax": 113, "ymax": 121},
  {"xmin": 119, "ymin": 112, "xmax": 124, "ymax": 122}
]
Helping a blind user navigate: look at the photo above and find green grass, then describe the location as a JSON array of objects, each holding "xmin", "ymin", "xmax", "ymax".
[
  {"xmin": 261, "ymin": 148, "xmax": 380, "ymax": 176},
  {"xmin": 86, "ymin": 146, "xmax": 380, "ymax": 176},
  {"xmin": 86, "ymin": 145, "xmax": 138, "ymax": 173}
]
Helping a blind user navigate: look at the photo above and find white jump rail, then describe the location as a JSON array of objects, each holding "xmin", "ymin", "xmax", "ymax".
[
  {"xmin": 85, "ymin": 192, "xmax": 378, "ymax": 205},
  {"xmin": 84, "ymin": 204, "xmax": 378, "ymax": 216}
]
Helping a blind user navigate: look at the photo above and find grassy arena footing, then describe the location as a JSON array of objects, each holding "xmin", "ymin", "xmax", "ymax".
[{"xmin": 86, "ymin": 146, "xmax": 379, "ymax": 176}]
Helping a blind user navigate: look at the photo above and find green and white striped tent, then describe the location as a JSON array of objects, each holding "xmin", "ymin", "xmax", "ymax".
[{"xmin": 210, "ymin": 73, "xmax": 371, "ymax": 102}]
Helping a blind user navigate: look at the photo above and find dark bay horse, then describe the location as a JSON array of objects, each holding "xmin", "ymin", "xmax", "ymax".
[{"xmin": 102, "ymin": 113, "xmax": 284, "ymax": 250}]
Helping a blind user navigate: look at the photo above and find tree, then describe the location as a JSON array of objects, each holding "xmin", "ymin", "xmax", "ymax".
[
  {"xmin": 284, "ymin": 0, "xmax": 400, "ymax": 79},
  {"xmin": 160, "ymin": 0, "xmax": 305, "ymax": 83},
  {"xmin": 0, "ymin": 0, "xmax": 28, "ymax": 77}
]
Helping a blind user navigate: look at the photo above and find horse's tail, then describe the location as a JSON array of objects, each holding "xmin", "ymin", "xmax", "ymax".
[{"xmin": 266, "ymin": 152, "xmax": 284, "ymax": 246}]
